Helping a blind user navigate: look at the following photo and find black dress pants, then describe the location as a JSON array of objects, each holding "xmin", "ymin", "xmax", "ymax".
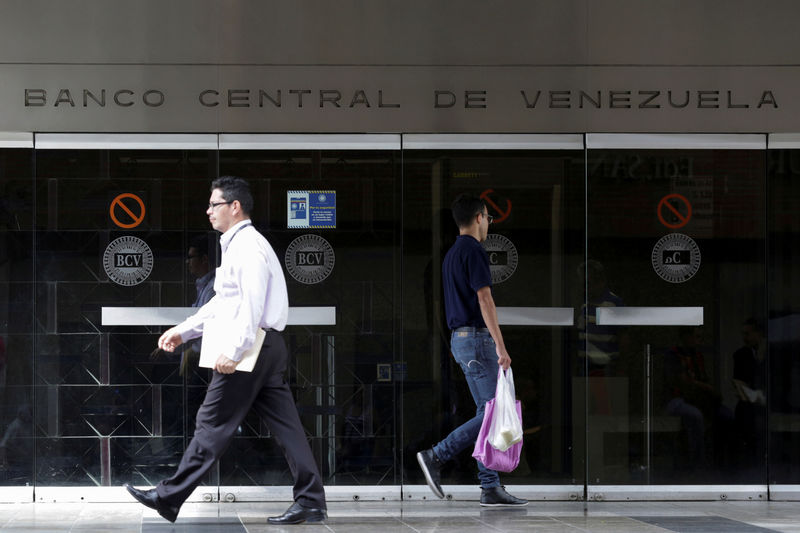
[{"xmin": 156, "ymin": 330, "xmax": 326, "ymax": 509}]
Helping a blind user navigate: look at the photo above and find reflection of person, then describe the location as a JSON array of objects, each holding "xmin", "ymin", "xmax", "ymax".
[
  {"xmin": 663, "ymin": 327, "xmax": 733, "ymax": 470},
  {"xmin": 181, "ymin": 234, "xmax": 216, "ymax": 374},
  {"xmin": 576, "ymin": 260, "xmax": 623, "ymax": 414},
  {"xmin": 0, "ymin": 404, "xmax": 31, "ymax": 475},
  {"xmin": 577, "ymin": 260, "xmax": 623, "ymax": 372},
  {"xmin": 732, "ymin": 318, "xmax": 767, "ymax": 468},
  {"xmin": 125, "ymin": 177, "xmax": 326, "ymax": 525},
  {"xmin": 416, "ymin": 193, "xmax": 527, "ymax": 507}
]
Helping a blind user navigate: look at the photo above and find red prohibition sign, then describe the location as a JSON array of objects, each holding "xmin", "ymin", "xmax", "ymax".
[
  {"xmin": 110, "ymin": 193, "xmax": 146, "ymax": 229},
  {"xmin": 480, "ymin": 188, "xmax": 512, "ymax": 224},
  {"xmin": 657, "ymin": 193, "xmax": 692, "ymax": 229}
]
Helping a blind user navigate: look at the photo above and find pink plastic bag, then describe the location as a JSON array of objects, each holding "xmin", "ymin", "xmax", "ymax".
[{"xmin": 472, "ymin": 369, "xmax": 523, "ymax": 472}]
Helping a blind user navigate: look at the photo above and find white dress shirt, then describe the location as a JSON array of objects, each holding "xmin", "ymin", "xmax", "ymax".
[
  {"xmin": 175, "ymin": 219, "xmax": 289, "ymax": 362},
  {"xmin": 187, "ymin": 270, "xmax": 216, "ymax": 353}
]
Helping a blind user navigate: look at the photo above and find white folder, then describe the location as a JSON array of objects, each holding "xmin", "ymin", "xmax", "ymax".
[{"xmin": 199, "ymin": 321, "xmax": 266, "ymax": 373}]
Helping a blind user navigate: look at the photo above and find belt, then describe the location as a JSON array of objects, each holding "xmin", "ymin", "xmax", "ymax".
[{"xmin": 452, "ymin": 327, "xmax": 489, "ymax": 336}]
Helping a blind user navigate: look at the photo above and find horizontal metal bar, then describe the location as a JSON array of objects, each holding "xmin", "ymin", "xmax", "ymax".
[
  {"xmin": 404, "ymin": 484, "xmax": 583, "ymax": 502},
  {"xmin": 101, "ymin": 306, "xmax": 336, "ymax": 326},
  {"xmin": 35, "ymin": 133, "xmax": 218, "ymax": 150},
  {"xmin": 589, "ymin": 485, "xmax": 766, "ymax": 502},
  {"xmin": 26, "ymin": 485, "xmax": 582, "ymax": 504},
  {"xmin": 221, "ymin": 485, "xmax": 401, "ymax": 503},
  {"xmin": 403, "ymin": 134, "xmax": 583, "ymax": 150},
  {"xmin": 34, "ymin": 486, "xmax": 212, "ymax": 503},
  {"xmin": 596, "ymin": 306, "xmax": 703, "ymax": 326},
  {"xmin": 769, "ymin": 485, "xmax": 800, "ymax": 501},
  {"xmin": 768, "ymin": 133, "xmax": 800, "ymax": 149},
  {"xmin": 0, "ymin": 132, "xmax": 33, "ymax": 148},
  {"xmin": 219, "ymin": 134, "xmax": 400, "ymax": 150},
  {"xmin": 0, "ymin": 487, "xmax": 32, "ymax": 503},
  {"xmin": 586, "ymin": 133, "xmax": 766, "ymax": 150},
  {"xmin": 497, "ymin": 307, "xmax": 574, "ymax": 326}
]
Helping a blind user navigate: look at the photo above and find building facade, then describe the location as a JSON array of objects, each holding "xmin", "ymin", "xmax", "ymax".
[{"xmin": 1, "ymin": 1, "xmax": 800, "ymax": 502}]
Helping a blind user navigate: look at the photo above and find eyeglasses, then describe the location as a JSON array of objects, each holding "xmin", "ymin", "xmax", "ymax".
[
  {"xmin": 208, "ymin": 201, "xmax": 232, "ymax": 210},
  {"xmin": 481, "ymin": 212, "xmax": 494, "ymax": 224}
]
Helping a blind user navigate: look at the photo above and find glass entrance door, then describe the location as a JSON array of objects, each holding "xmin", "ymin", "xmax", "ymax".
[
  {"xmin": 584, "ymin": 135, "xmax": 767, "ymax": 498},
  {"xmin": 1, "ymin": 132, "xmax": 793, "ymax": 502},
  {"xmin": 402, "ymin": 135, "xmax": 586, "ymax": 495}
]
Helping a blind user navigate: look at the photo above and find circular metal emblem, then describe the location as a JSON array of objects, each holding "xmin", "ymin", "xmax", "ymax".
[
  {"xmin": 285, "ymin": 234, "xmax": 335, "ymax": 284},
  {"xmin": 651, "ymin": 233, "xmax": 701, "ymax": 283},
  {"xmin": 481, "ymin": 234, "xmax": 519, "ymax": 284},
  {"xmin": 103, "ymin": 236, "xmax": 154, "ymax": 286}
]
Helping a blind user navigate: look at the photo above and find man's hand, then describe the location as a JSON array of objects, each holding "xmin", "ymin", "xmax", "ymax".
[
  {"xmin": 214, "ymin": 354, "xmax": 238, "ymax": 374},
  {"xmin": 497, "ymin": 347, "xmax": 511, "ymax": 370},
  {"xmin": 158, "ymin": 328, "xmax": 184, "ymax": 353}
]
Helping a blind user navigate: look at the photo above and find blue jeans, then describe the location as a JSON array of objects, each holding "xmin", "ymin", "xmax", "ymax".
[{"xmin": 433, "ymin": 329, "xmax": 500, "ymax": 489}]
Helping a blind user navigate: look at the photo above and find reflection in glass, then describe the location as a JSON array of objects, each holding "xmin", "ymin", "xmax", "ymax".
[
  {"xmin": 587, "ymin": 148, "xmax": 766, "ymax": 484},
  {"xmin": 403, "ymin": 151, "xmax": 585, "ymax": 486}
]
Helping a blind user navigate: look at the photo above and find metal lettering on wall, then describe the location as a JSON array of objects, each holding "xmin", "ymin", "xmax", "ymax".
[
  {"xmin": 1, "ymin": 65, "xmax": 794, "ymax": 132},
  {"xmin": 22, "ymin": 87, "xmax": 778, "ymax": 112}
]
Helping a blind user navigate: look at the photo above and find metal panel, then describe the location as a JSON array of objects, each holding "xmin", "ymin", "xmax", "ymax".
[
  {"xmin": 0, "ymin": 132, "xmax": 33, "ymax": 148},
  {"xmin": 768, "ymin": 134, "xmax": 800, "ymax": 149},
  {"xmin": 586, "ymin": 134, "xmax": 766, "ymax": 150},
  {"xmin": 497, "ymin": 307, "xmax": 575, "ymax": 326},
  {"xmin": 101, "ymin": 306, "xmax": 336, "ymax": 326},
  {"xmin": 403, "ymin": 134, "xmax": 584, "ymax": 150},
  {"xmin": 219, "ymin": 134, "xmax": 400, "ymax": 150},
  {"xmin": 769, "ymin": 485, "xmax": 800, "ymax": 501},
  {"xmin": 0, "ymin": 486, "xmax": 33, "ymax": 503},
  {"xmin": 404, "ymin": 485, "xmax": 583, "ymax": 501},
  {"xmin": 35, "ymin": 486, "xmax": 213, "ymax": 503},
  {"xmin": 221, "ymin": 485, "xmax": 400, "ymax": 503},
  {"xmin": 28, "ymin": 485, "xmax": 582, "ymax": 503},
  {"xmin": 589, "ymin": 485, "xmax": 767, "ymax": 502},
  {"xmin": 596, "ymin": 306, "xmax": 703, "ymax": 326},
  {"xmin": 35, "ymin": 133, "xmax": 218, "ymax": 150}
]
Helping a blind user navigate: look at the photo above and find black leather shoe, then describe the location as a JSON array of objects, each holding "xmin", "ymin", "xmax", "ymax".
[
  {"xmin": 480, "ymin": 485, "xmax": 528, "ymax": 507},
  {"xmin": 124, "ymin": 484, "xmax": 180, "ymax": 522},
  {"xmin": 416, "ymin": 448, "xmax": 445, "ymax": 499},
  {"xmin": 268, "ymin": 501, "xmax": 327, "ymax": 525}
]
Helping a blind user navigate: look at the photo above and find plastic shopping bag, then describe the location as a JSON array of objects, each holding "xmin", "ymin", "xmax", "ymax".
[
  {"xmin": 472, "ymin": 367, "xmax": 523, "ymax": 472},
  {"xmin": 488, "ymin": 367, "xmax": 523, "ymax": 451}
]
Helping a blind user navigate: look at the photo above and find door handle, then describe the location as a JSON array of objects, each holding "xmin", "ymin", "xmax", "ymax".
[
  {"xmin": 596, "ymin": 306, "xmax": 703, "ymax": 326},
  {"xmin": 496, "ymin": 307, "xmax": 574, "ymax": 326}
]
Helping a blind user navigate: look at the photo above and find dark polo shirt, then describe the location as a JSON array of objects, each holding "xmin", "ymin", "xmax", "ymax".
[{"xmin": 442, "ymin": 234, "xmax": 492, "ymax": 330}]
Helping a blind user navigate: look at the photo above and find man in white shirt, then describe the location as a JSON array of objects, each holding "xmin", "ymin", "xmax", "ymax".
[{"xmin": 124, "ymin": 177, "xmax": 327, "ymax": 525}]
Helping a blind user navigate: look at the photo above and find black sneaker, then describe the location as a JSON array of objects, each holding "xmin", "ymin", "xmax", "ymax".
[
  {"xmin": 416, "ymin": 448, "xmax": 445, "ymax": 499},
  {"xmin": 480, "ymin": 486, "xmax": 528, "ymax": 507}
]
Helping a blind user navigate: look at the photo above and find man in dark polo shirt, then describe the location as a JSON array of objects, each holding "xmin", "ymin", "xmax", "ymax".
[{"xmin": 416, "ymin": 193, "xmax": 527, "ymax": 507}]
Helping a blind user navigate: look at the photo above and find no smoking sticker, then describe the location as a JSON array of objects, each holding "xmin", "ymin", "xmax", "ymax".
[
  {"xmin": 657, "ymin": 193, "xmax": 692, "ymax": 229},
  {"xmin": 480, "ymin": 188, "xmax": 512, "ymax": 224},
  {"xmin": 110, "ymin": 193, "xmax": 146, "ymax": 229}
]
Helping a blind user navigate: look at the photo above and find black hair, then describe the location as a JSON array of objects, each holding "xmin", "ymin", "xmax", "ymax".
[
  {"xmin": 211, "ymin": 176, "xmax": 254, "ymax": 215},
  {"xmin": 189, "ymin": 234, "xmax": 210, "ymax": 257},
  {"xmin": 743, "ymin": 317, "xmax": 763, "ymax": 333},
  {"xmin": 450, "ymin": 193, "xmax": 485, "ymax": 229}
]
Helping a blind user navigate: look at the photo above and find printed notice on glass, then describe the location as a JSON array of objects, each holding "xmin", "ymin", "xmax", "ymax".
[{"xmin": 287, "ymin": 190, "xmax": 336, "ymax": 229}]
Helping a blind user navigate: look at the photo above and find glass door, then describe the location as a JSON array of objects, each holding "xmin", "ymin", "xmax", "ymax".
[
  {"xmin": 402, "ymin": 135, "xmax": 586, "ymax": 498},
  {"xmin": 216, "ymin": 135, "xmax": 402, "ymax": 500},
  {"xmin": 33, "ymin": 135, "xmax": 219, "ymax": 501},
  {"xmin": 767, "ymin": 134, "xmax": 800, "ymax": 499},
  {"xmin": 0, "ymin": 137, "xmax": 34, "ymax": 501},
  {"xmin": 585, "ymin": 134, "xmax": 767, "ymax": 499}
]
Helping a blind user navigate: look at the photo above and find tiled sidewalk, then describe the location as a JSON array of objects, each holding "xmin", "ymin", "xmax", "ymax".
[{"xmin": 0, "ymin": 500, "xmax": 799, "ymax": 532}]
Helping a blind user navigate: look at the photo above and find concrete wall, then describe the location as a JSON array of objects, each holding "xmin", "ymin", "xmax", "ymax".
[{"xmin": 1, "ymin": 1, "xmax": 798, "ymax": 132}]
